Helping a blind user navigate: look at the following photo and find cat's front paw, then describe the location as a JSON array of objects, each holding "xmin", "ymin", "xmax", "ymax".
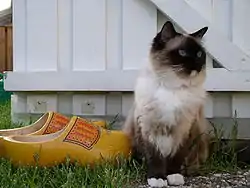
[
  {"xmin": 147, "ymin": 178, "xmax": 168, "ymax": 188},
  {"xmin": 166, "ymin": 173, "xmax": 185, "ymax": 186}
]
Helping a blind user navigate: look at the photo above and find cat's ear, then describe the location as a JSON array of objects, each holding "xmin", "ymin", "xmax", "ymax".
[
  {"xmin": 160, "ymin": 21, "xmax": 177, "ymax": 42},
  {"xmin": 190, "ymin": 27, "xmax": 208, "ymax": 39}
]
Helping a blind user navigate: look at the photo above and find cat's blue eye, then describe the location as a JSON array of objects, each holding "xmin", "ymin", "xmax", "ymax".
[
  {"xmin": 178, "ymin": 50, "xmax": 187, "ymax": 57},
  {"xmin": 197, "ymin": 51, "xmax": 202, "ymax": 58}
]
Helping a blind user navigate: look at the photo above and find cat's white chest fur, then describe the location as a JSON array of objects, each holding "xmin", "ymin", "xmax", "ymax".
[
  {"xmin": 152, "ymin": 85, "xmax": 205, "ymax": 126},
  {"xmin": 134, "ymin": 67, "xmax": 206, "ymax": 157},
  {"xmin": 153, "ymin": 87, "xmax": 188, "ymax": 126}
]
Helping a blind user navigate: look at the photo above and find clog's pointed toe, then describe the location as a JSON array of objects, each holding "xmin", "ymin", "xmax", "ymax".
[{"xmin": 0, "ymin": 112, "xmax": 70, "ymax": 157}]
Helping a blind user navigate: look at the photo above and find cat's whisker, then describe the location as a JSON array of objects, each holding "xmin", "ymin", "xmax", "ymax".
[
  {"xmin": 171, "ymin": 65, "xmax": 182, "ymax": 68},
  {"xmin": 172, "ymin": 68, "xmax": 185, "ymax": 73}
]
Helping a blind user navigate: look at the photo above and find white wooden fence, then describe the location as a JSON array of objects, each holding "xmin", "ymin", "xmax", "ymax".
[{"xmin": 4, "ymin": 0, "xmax": 250, "ymax": 137}]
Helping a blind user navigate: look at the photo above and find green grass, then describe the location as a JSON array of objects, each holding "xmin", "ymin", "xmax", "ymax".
[
  {"xmin": 0, "ymin": 100, "xmax": 248, "ymax": 187},
  {"xmin": 200, "ymin": 113, "xmax": 250, "ymax": 174},
  {"xmin": 0, "ymin": 158, "xmax": 144, "ymax": 188},
  {"xmin": 0, "ymin": 100, "xmax": 145, "ymax": 188},
  {"xmin": 0, "ymin": 101, "xmax": 13, "ymax": 129},
  {"xmin": 200, "ymin": 123, "xmax": 239, "ymax": 174}
]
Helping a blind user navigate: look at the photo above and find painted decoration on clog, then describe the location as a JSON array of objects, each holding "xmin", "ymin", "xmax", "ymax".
[
  {"xmin": 43, "ymin": 113, "xmax": 70, "ymax": 134},
  {"xmin": 63, "ymin": 117, "xmax": 101, "ymax": 150}
]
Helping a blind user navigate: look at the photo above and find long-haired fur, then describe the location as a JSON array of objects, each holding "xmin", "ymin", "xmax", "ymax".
[{"xmin": 123, "ymin": 21, "xmax": 210, "ymax": 187}]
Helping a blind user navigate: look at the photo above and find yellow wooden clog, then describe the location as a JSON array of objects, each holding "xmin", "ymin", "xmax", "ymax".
[
  {"xmin": 3, "ymin": 116, "xmax": 131, "ymax": 167},
  {"xmin": 0, "ymin": 112, "xmax": 107, "ymax": 157},
  {"xmin": 0, "ymin": 112, "xmax": 70, "ymax": 157},
  {"xmin": 0, "ymin": 112, "xmax": 67, "ymax": 137}
]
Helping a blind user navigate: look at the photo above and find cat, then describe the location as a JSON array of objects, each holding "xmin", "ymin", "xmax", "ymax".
[{"xmin": 123, "ymin": 21, "xmax": 209, "ymax": 187}]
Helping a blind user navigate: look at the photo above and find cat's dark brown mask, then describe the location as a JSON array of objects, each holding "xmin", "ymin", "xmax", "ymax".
[{"xmin": 150, "ymin": 21, "xmax": 208, "ymax": 76}]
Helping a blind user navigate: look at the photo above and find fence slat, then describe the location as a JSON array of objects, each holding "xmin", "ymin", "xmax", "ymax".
[
  {"xmin": 122, "ymin": 0, "xmax": 157, "ymax": 70},
  {"xmin": 0, "ymin": 27, "xmax": 6, "ymax": 72},
  {"xmin": 6, "ymin": 26, "xmax": 13, "ymax": 71},
  {"xmin": 0, "ymin": 26, "xmax": 13, "ymax": 72},
  {"xmin": 232, "ymin": 0, "xmax": 250, "ymax": 56}
]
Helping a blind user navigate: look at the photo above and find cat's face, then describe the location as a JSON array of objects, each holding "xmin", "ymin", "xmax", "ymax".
[{"xmin": 150, "ymin": 21, "xmax": 208, "ymax": 77}]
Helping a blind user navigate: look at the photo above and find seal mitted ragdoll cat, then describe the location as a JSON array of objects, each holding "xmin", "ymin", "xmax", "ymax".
[{"xmin": 123, "ymin": 21, "xmax": 210, "ymax": 187}]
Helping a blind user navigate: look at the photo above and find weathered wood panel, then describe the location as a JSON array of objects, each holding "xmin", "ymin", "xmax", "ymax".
[
  {"xmin": 0, "ymin": 27, "xmax": 6, "ymax": 72},
  {"xmin": 0, "ymin": 26, "xmax": 12, "ymax": 72},
  {"xmin": 6, "ymin": 26, "xmax": 13, "ymax": 71}
]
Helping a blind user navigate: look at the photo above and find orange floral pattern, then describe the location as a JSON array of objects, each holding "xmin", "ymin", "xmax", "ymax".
[
  {"xmin": 63, "ymin": 118, "xmax": 100, "ymax": 150},
  {"xmin": 43, "ymin": 113, "xmax": 70, "ymax": 135}
]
